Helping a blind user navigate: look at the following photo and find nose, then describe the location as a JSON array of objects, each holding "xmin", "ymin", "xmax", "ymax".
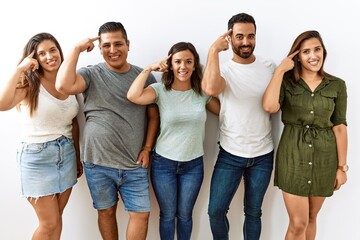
[
  {"xmin": 46, "ymin": 52, "xmax": 53, "ymax": 59},
  {"xmin": 110, "ymin": 44, "xmax": 116, "ymax": 53},
  {"xmin": 242, "ymin": 37, "xmax": 249, "ymax": 45}
]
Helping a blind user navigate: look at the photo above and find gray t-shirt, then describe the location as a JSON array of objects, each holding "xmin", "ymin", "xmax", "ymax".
[{"xmin": 78, "ymin": 63, "xmax": 156, "ymax": 169}]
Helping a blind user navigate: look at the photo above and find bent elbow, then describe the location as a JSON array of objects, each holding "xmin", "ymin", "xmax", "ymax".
[
  {"xmin": 262, "ymin": 103, "xmax": 280, "ymax": 114},
  {"xmin": 127, "ymin": 93, "xmax": 135, "ymax": 103},
  {"xmin": 202, "ymin": 86, "xmax": 220, "ymax": 97}
]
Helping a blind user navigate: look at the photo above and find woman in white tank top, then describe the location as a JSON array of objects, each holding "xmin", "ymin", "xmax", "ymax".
[{"xmin": 0, "ymin": 32, "xmax": 82, "ymax": 240}]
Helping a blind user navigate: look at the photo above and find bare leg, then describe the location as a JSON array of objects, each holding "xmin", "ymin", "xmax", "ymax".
[
  {"xmin": 53, "ymin": 188, "xmax": 72, "ymax": 239},
  {"xmin": 282, "ymin": 192, "xmax": 309, "ymax": 240},
  {"xmin": 98, "ymin": 204, "xmax": 118, "ymax": 240},
  {"xmin": 126, "ymin": 212, "xmax": 149, "ymax": 240},
  {"xmin": 29, "ymin": 188, "xmax": 72, "ymax": 240},
  {"xmin": 306, "ymin": 196, "xmax": 326, "ymax": 240}
]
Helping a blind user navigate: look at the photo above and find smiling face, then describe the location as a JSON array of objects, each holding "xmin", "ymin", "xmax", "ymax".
[
  {"xmin": 36, "ymin": 39, "xmax": 61, "ymax": 73},
  {"xmin": 298, "ymin": 38, "xmax": 324, "ymax": 74},
  {"xmin": 230, "ymin": 22, "xmax": 256, "ymax": 63},
  {"xmin": 171, "ymin": 49, "xmax": 195, "ymax": 83},
  {"xmin": 99, "ymin": 31, "xmax": 130, "ymax": 72}
]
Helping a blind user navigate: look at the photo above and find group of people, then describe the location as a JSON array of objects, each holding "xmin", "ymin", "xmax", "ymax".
[{"xmin": 0, "ymin": 12, "xmax": 348, "ymax": 240}]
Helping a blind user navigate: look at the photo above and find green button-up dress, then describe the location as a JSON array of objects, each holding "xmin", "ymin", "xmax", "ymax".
[{"xmin": 275, "ymin": 75, "xmax": 347, "ymax": 197}]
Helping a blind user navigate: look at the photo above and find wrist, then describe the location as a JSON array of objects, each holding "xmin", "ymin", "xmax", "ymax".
[
  {"xmin": 142, "ymin": 68, "xmax": 152, "ymax": 73},
  {"xmin": 337, "ymin": 164, "xmax": 349, "ymax": 172},
  {"xmin": 142, "ymin": 146, "xmax": 152, "ymax": 152}
]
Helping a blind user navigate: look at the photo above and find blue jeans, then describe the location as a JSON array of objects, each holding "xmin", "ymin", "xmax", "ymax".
[
  {"xmin": 208, "ymin": 147, "xmax": 274, "ymax": 240},
  {"xmin": 83, "ymin": 162, "xmax": 150, "ymax": 212},
  {"xmin": 151, "ymin": 152, "xmax": 204, "ymax": 240}
]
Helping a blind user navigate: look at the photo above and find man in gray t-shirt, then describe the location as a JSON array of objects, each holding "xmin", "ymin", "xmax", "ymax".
[{"xmin": 56, "ymin": 22, "xmax": 159, "ymax": 240}]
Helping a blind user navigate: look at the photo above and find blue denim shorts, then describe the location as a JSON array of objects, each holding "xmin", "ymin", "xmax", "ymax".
[
  {"xmin": 16, "ymin": 136, "xmax": 77, "ymax": 199},
  {"xmin": 83, "ymin": 162, "xmax": 150, "ymax": 212}
]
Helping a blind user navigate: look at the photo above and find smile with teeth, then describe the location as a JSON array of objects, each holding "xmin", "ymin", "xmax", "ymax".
[
  {"xmin": 178, "ymin": 71, "xmax": 188, "ymax": 76},
  {"xmin": 110, "ymin": 55, "xmax": 120, "ymax": 60},
  {"xmin": 308, "ymin": 60, "xmax": 319, "ymax": 66},
  {"xmin": 47, "ymin": 60, "xmax": 56, "ymax": 66}
]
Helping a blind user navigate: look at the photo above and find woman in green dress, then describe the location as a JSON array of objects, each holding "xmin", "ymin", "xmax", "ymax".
[{"xmin": 262, "ymin": 30, "xmax": 348, "ymax": 240}]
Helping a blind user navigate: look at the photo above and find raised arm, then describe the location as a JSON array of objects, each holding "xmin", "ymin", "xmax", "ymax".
[
  {"xmin": 127, "ymin": 56, "xmax": 169, "ymax": 105},
  {"xmin": 56, "ymin": 37, "xmax": 99, "ymax": 95},
  {"xmin": 262, "ymin": 51, "xmax": 299, "ymax": 113},
  {"xmin": 202, "ymin": 30, "xmax": 232, "ymax": 97},
  {"xmin": 0, "ymin": 51, "xmax": 38, "ymax": 111}
]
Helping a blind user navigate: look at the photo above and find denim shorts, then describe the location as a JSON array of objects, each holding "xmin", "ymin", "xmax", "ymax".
[
  {"xmin": 83, "ymin": 162, "xmax": 150, "ymax": 212},
  {"xmin": 16, "ymin": 136, "xmax": 77, "ymax": 199}
]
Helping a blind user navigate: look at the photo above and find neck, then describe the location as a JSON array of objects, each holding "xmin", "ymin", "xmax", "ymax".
[
  {"xmin": 41, "ymin": 71, "xmax": 57, "ymax": 84},
  {"xmin": 232, "ymin": 54, "xmax": 255, "ymax": 64},
  {"xmin": 171, "ymin": 80, "xmax": 192, "ymax": 91},
  {"xmin": 301, "ymin": 71, "xmax": 321, "ymax": 82}
]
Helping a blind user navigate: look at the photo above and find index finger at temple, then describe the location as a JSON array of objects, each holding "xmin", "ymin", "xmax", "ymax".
[
  {"xmin": 164, "ymin": 54, "xmax": 172, "ymax": 62},
  {"xmin": 221, "ymin": 29, "xmax": 232, "ymax": 38},
  {"xmin": 288, "ymin": 50, "xmax": 300, "ymax": 59},
  {"xmin": 28, "ymin": 50, "xmax": 35, "ymax": 58},
  {"xmin": 90, "ymin": 36, "xmax": 100, "ymax": 43}
]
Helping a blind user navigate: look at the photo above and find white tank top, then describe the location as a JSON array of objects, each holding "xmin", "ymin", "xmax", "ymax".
[{"xmin": 19, "ymin": 84, "xmax": 79, "ymax": 143}]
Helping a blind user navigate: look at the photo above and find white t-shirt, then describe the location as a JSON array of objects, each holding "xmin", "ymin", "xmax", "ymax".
[
  {"xmin": 218, "ymin": 56, "xmax": 276, "ymax": 157},
  {"xmin": 20, "ymin": 84, "xmax": 79, "ymax": 143}
]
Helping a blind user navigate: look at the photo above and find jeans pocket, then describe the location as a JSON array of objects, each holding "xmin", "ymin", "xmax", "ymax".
[
  {"xmin": 23, "ymin": 143, "xmax": 44, "ymax": 154},
  {"xmin": 83, "ymin": 162, "xmax": 96, "ymax": 169}
]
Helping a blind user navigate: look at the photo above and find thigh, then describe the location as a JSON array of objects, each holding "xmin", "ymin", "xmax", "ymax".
[
  {"xmin": 29, "ymin": 195, "xmax": 61, "ymax": 224},
  {"xmin": 150, "ymin": 153, "xmax": 178, "ymax": 213},
  {"xmin": 244, "ymin": 151, "xmax": 274, "ymax": 205},
  {"xmin": 83, "ymin": 162, "xmax": 119, "ymax": 210},
  {"xmin": 120, "ymin": 167, "xmax": 150, "ymax": 213},
  {"xmin": 178, "ymin": 157, "xmax": 204, "ymax": 214},
  {"xmin": 282, "ymin": 191, "xmax": 309, "ymax": 222},
  {"xmin": 209, "ymin": 148, "xmax": 245, "ymax": 212}
]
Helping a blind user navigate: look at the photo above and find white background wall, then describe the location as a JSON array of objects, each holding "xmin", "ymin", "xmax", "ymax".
[{"xmin": 0, "ymin": 1, "xmax": 359, "ymax": 239}]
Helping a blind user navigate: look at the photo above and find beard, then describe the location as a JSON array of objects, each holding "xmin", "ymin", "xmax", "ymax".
[{"xmin": 232, "ymin": 44, "xmax": 255, "ymax": 59}]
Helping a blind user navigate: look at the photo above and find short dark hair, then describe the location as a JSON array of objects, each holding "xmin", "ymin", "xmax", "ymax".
[
  {"xmin": 98, "ymin": 21, "xmax": 128, "ymax": 42},
  {"xmin": 228, "ymin": 13, "xmax": 256, "ymax": 32}
]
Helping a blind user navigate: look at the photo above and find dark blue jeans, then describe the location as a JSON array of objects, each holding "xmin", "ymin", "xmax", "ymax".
[
  {"xmin": 208, "ymin": 147, "xmax": 274, "ymax": 240},
  {"xmin": 151, "ymin": 152, "xmax": 204, "ymax": 240}
]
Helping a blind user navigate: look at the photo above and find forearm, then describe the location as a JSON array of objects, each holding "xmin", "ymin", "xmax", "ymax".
[
  {"xmin": 0, "ymin": 68, "xmax": 26, "ymax": 110},
  {"xmin": 333, "ymin": 124, "xmax": 348, "ymax": 166},
  {"xmin": 143, "ymin": 106, "xmax": 160, "ymax": 151},
  {"xmin": 71, "ymin": 117, "xmax": 81, "ymax": 162},
  {"xmin": 262, "ymin": 68, "xmax": 285, "ymax": 113},
  {"xmin": 127, "ymin": 67, "xmax": 151, "ymax": 103}
]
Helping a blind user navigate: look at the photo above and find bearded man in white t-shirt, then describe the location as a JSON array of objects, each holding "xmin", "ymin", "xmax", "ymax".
[{"xmin": 202, "ymin": 12, "xmax": 276, "ymax": 240}]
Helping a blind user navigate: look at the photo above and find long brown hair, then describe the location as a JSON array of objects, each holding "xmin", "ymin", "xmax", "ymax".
[
  {"xmin": 284, "ymin": 30, "xmax": 330, "ymax": 84},
  {"xmin": 17, "ymin": 32, "xmax": 64, "ymax": 116},
  {"xmin": 161, "ymin": 42, "xmax": 203, "ymax": 95}
]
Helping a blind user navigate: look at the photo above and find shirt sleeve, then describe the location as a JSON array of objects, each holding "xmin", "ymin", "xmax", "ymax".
[{"xmin": 331, "ymin": 79, "xmax": 347, "ymax": 126}]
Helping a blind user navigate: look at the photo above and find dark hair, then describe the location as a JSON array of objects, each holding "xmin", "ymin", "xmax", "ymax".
[
  {"xmin": 162, "ymin": 42, "xmax": 203, "ymax": 95},
  {"xmin": 284, "ymin": 30, "xmax": 329, "ymax": 83},
  {"xmin": 98, "ymin": 21, "xmax": 128, "ymax": 42},
  {"xmin": 228, "ymin": 13, "xmax": 256, "ymax": 32},
  {"xmin": 18, "ymin": 32, "xmax": 64, "ymax": 116}
]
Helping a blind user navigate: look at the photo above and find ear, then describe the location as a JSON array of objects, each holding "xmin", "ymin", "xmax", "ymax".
[{"xmin": 127, "ymin": 40, "xmax": 130, "ymax": 51}]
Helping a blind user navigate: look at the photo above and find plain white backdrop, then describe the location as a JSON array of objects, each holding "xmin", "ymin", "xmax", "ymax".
[{"xmin": 0, "ymin": 0, "xmax": 359, "ymax": 239}]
